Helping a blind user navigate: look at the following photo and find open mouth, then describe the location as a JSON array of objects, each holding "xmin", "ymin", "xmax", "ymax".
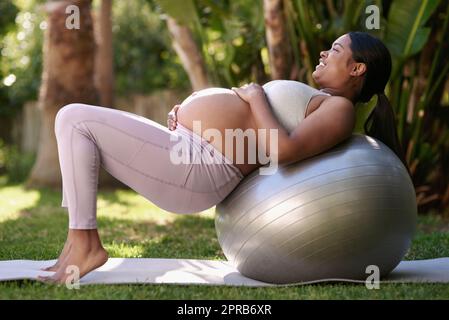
[{"xmin": 316, "ymin": 61, "xmax": 326, "ymax": 69}]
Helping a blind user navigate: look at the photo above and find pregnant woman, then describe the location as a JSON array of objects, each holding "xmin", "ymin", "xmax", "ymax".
[{"xmin": 38, "ymin": 31, "xmax": 406, "ymax": 284}]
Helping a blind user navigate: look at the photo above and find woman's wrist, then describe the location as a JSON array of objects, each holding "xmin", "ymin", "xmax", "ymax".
[
  {"xmin": 248, "ymin": 90, "xmax": 268, "ymax": 108},
  {"xmin": 231, "ymin": 83, "xmax": 265, "ymax": 107}
]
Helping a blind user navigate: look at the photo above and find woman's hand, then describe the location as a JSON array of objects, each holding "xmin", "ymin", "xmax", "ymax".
[
  {"xmin": 231, "ymin": 83, "xmax": 265, "ymax": 104},
  {"xmin": 167, "ymin": 104, "xmax": 181, "ymax": 131}
]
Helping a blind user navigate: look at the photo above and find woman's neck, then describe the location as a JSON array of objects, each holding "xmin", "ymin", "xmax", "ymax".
[{"xmin": 320, "ymin": 86, "xmax": 358, "ymax": 104}]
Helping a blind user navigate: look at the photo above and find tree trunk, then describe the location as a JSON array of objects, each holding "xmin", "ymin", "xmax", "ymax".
[
  {"xmin": 264, "ymin": 0, "xmax": 293, "ymax": 80},
  {"xmin": 26, "ymin": 0, "xmax": 98, "ymax": 188},
  {"xmin": 94, "ymin": 0, "xmax": 114, "ymax": 107},
  {"xmin": 166, "ymin": 17, "xmax": 210, "ymax": 91}
]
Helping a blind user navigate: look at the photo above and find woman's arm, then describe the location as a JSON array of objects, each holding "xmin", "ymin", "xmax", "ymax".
[
  {"xmin": 232, "ymin": 83, "xmax": 290, "ymax": 161},
  {"xmin": 279, "ymin": 96, "xmax": 355, "ymax": 165},
  {"xmin": 232, "ymin": 83, "xmax": 355, "ymax": 165}
]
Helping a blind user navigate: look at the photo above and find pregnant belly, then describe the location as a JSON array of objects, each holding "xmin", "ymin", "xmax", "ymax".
[{"xmin": 176, "ymin": 88, "xmax": 260, "ymax": 174}]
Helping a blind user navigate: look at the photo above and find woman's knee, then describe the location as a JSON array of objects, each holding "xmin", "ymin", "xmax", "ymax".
[{"xmin": 54, "ymin": 103, "xmax": 93, "ymax": 136}]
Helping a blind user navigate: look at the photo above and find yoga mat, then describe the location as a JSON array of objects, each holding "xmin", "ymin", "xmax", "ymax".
[{"xmin": 1, "ymin": 258, "xmax": 449, "ymax": 286}]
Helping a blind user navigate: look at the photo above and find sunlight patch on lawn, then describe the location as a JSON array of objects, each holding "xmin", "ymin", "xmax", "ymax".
[
  {"xmin": 0, "ymin": 186, "xmax": 40, "ymax": 222},
  {"xmin": 105, "ymin": 241, "xmax": 148, "ymax": 258}
]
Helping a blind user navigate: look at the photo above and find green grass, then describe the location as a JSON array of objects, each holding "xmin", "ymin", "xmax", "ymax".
[{"xmin": 0, "ymin": 180, "xmax": 449, "ymax": 300}]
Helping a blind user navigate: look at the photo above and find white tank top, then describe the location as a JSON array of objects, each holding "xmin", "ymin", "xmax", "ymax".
[{"xmin": 262, "ymin": 80, "xmax": 331, "ymax": 133}]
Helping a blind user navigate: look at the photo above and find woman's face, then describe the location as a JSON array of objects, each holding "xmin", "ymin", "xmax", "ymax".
[{"xmin": 312, "ymin": 34, "xmax": 365, "ymax": 91}]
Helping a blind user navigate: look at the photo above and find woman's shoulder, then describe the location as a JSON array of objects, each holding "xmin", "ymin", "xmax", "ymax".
[
  {"xmin": 324, "ymin": 94, "xmax": 352, "ymax": 104},
  {"xmin": 306, "ymin": 93, "xmax": 352, "ymax": 118},
  {"xmin": 320, "ymin": 95, "xmax": 355, "ymax": 119}
]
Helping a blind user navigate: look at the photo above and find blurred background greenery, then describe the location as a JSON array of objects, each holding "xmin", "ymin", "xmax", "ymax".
[
  {"xmin": 0, "ymin": 0, "xmax": 189, "ymax": 117},
  {"xmin": 0, "ymin": 0, "xmax": 448, "ymax": 216}
]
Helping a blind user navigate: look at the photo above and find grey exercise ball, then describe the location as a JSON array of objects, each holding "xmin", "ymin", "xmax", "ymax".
[{"xmin": 215, "ymin": 134, "xmax": 417, "ymax": 284}]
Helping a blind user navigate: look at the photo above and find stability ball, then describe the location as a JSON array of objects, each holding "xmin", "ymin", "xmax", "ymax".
[{"xmin": 215, "ymin": 134, "xmax": 417, "ymax": 284}]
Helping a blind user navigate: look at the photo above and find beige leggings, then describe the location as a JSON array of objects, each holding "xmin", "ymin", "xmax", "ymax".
[{"xmin": 54, "ymin": 103, "xmax": 244, "ymax": 229}]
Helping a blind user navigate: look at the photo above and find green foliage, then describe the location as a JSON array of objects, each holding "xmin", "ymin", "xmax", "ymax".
[
  {"xmin": 112, "ymin": 0, "xmax": 189, "ymax": 95},
  {"xmin": 0, "ymin": 4, "xmax": 44, "ymax": 118},
  {"xmin": 205, "ymin": 0, "xmax": 267, "ymax": 86},
  {"xmin": 0, "ymin": 0, "xmax": 20, "ymax": 117},
  {"xmin": 0, "ymin": 1, "xmax": 19, "ymax": 35},
  {"xmin": 0, "ymin": 139, "xmax": 35, "ymax": 183},
  {"xmin": 154, "ymin": 0, "xmax": 267, "ymax": 87},
  {"xmin": 0, "ymin": 0, "xmax": 190, "ymax": 119},
  {"xmin": 384, "ymin": 0, "xmax": 440, "ymax": 78},
  {"xmin": 156, "ymin": 0, "xmax": 200, "ymax": 28},
  {"xmin": 385, "ymin": 1, "xmax": 449, "ymax": 213}
]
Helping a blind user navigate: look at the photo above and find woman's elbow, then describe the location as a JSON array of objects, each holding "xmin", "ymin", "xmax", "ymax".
[
  {"xmin": 273, "ymin": 140, "xmax": 306, "ymax": 166},
  {"xmin": 274, "ymin": 136, "xmax": 342, "ymax": 166}
]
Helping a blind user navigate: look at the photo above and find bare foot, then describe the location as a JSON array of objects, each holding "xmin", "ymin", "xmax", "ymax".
[
  {"xmin": 41, "ymin": 229, "xmax": 74, "ymax": 272},
  {"xmin": 38, "ymin": 229, "xmax": 109, "ymax": 284}
]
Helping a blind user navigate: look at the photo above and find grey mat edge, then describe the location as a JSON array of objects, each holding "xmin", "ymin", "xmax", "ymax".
[{"xmin": 1, "ymin": 257, "xmax": 449, "ymax": 287}]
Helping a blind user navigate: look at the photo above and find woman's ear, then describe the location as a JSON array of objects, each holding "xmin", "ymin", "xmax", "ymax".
[{"xmin": 350, "ymin": 62, "xmax": 367, "ymax": 77}]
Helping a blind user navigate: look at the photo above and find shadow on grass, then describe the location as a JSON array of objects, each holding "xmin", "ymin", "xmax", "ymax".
[{"xmin": 0, "ymin": 185, "xmax": 225, "ymax": 262}]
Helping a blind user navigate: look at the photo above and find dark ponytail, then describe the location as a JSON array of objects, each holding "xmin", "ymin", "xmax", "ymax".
[
  {"xmin": 364, "ymin": 92, "xmax": 407, "ymax": 169},
  {"xmin": 348, "ymin": 32, "xmax": 408, "ymax": 171}
]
